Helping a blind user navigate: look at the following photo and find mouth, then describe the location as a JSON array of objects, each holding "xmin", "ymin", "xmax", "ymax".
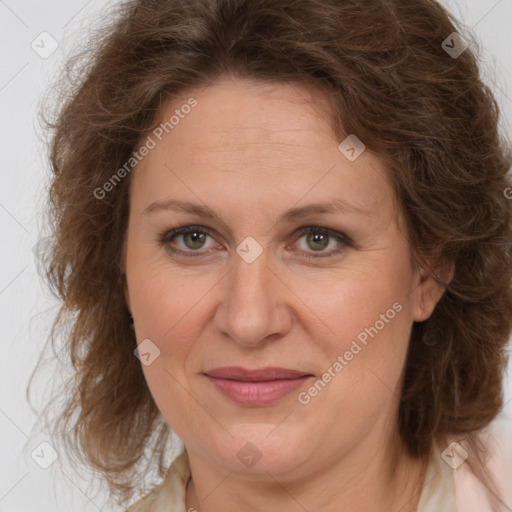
[{"xmin": 203, "ymin": 366, "xmax": 314, "ymax": 406}]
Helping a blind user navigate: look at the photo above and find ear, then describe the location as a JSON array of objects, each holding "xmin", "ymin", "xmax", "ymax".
[{"xmin": 411, "ymin": 259, "xmax": 454, "ymax": 322}]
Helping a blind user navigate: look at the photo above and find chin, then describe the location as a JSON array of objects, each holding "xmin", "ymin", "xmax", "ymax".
[{"xmin": 205, "ymin": 425, "xmax": 312, "ymax": 477}]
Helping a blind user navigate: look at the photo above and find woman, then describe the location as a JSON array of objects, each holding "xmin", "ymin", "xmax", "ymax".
[{"xmin": 36, "ymin": 0, "xmax": 512, "ymax": 510}]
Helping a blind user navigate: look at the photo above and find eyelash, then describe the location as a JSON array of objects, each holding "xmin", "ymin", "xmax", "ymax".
[{"xmin": 157, "ymin": 224, "xmax": 352, "ymax": 260}]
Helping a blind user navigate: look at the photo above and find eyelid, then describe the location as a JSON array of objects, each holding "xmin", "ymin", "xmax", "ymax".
[{"xmin": 158, "ymin": 224, "xmax": 352, "ymax": 258}]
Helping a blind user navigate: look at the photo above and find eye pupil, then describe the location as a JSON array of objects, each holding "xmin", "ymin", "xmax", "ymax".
[
  {"xmin": 307, "ymin": 232, "xmax": 329, "ymax": 251},
  {"xmin": 184, "ymin": 231, "xmax": 206, "ymax": 249}
]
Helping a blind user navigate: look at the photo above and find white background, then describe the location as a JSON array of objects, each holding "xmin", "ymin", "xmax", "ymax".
[{"xmin": 0, "ymin": 0, "xmax": 511, "ymax": 510}]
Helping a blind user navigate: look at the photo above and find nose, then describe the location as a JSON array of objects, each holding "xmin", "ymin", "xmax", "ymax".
[{"xmin": 213, "ymin": 244, "xmax": 292, "ymax": 348}]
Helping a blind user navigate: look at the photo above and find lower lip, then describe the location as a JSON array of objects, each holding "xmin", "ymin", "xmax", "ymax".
[{"xmin": 206, "ymin": 375, "xmax": 312, "ymax": 406}]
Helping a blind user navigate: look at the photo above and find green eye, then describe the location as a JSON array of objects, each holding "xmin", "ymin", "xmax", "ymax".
[
  {"xmin": 158, "ymin": 224, "xmax": 351, "ymax": 259},
  {"xmin": 293, "ymin": 227, "xmax": 349, "ymax": 259},
  {"xmin": 181, "ymin": 230, "xmax": 208, "ymax": 250},
  {"xmin": 305, "ymin": 232, "xmax": 329, "ymax": 251},
  {"xmin": 158, "ymin": 225, "xmax": 217, "ymax": 257}
]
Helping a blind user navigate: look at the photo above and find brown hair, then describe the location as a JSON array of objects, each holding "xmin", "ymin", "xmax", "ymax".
[{"xmin": 32, "ymin": 0, "xmax": 512, "ymax": 508}]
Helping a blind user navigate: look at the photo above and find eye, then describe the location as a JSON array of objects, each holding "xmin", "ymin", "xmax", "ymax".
[
  {"xmin": 291, "ymin": 226, "xmax": 351, "ymax": 259},
  {"xmin": 158, "ymin": 225, "xmax": 351, "ymax": 259},
  {"xmin": 158, "ymin": 225, "xmax": 220, "ymax": 257}
]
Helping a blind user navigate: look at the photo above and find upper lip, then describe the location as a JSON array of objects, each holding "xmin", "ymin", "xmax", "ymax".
[{"xmin": 205, "ymin": 366, "xmax": 312, "ymax": 381}]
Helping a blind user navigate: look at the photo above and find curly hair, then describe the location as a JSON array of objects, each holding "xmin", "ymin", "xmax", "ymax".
[{"xmin": 32, "ymin": 0, "xmax": 512, "ymax": 508}]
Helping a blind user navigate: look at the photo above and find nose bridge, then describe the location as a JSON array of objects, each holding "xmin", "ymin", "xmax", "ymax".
[
  {"xmin": 232, "ymin": 247, "xmax": 271, "ymax": 305},
  {"xmin": 215, "ymin": 243, "xmax": 288, "ymax": 346}
]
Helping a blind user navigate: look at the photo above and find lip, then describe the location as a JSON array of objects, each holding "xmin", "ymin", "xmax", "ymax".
[
  {"xmin": 205, "ymin": 366, "xmax": 310, "ymax": 381},
  {"xmin": 204, "ymin": 366, "xmax": 313, "ymax": 406}
]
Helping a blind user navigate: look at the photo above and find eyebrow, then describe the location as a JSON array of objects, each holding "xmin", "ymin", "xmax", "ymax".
[{"xmin": 142, "ymin": 198, "xmax": 372, "ymax": 225}]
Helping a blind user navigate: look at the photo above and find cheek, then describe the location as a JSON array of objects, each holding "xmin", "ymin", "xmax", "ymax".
[
  {"xmin": 292, "ymin": 252, "xmax": 413, "ymax": 395},
  {"xmin": 301, "ymin": 260, "xmax": 410, "ymax": 343},
  {"xmin": 129, "ymin": 267, "xmax": 207, "ymax": 355},
  {"xmin": 126, "ymin": 242, "xmax": 226, "ymax": 388},
  {"xmin": 127, "ymin": 259, "xmax": 214, "ymax": 435}
]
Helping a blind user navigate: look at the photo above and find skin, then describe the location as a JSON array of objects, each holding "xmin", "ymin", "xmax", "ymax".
[{"xmin": 122, "ymin": 77, "xmax": 449, "ymax": 512}]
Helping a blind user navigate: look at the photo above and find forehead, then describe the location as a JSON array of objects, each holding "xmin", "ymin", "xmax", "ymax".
[
  {"xmin": 161, "ymin": 79, "xmax": 337, "ymax": 155},
  {"xmin": 130, "ymin": 78, "xmax": 399, "ymax": 224}
]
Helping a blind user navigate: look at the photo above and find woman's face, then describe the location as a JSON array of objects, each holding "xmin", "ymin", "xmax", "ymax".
[{"xmin": 123, "ymin": 78, "xmax": 439, "ymax": 479}]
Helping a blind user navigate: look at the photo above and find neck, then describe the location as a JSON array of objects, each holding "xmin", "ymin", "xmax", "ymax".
[{"xmin": 185, "ymin": 436, "xmax": 427, "ymax": 512}]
